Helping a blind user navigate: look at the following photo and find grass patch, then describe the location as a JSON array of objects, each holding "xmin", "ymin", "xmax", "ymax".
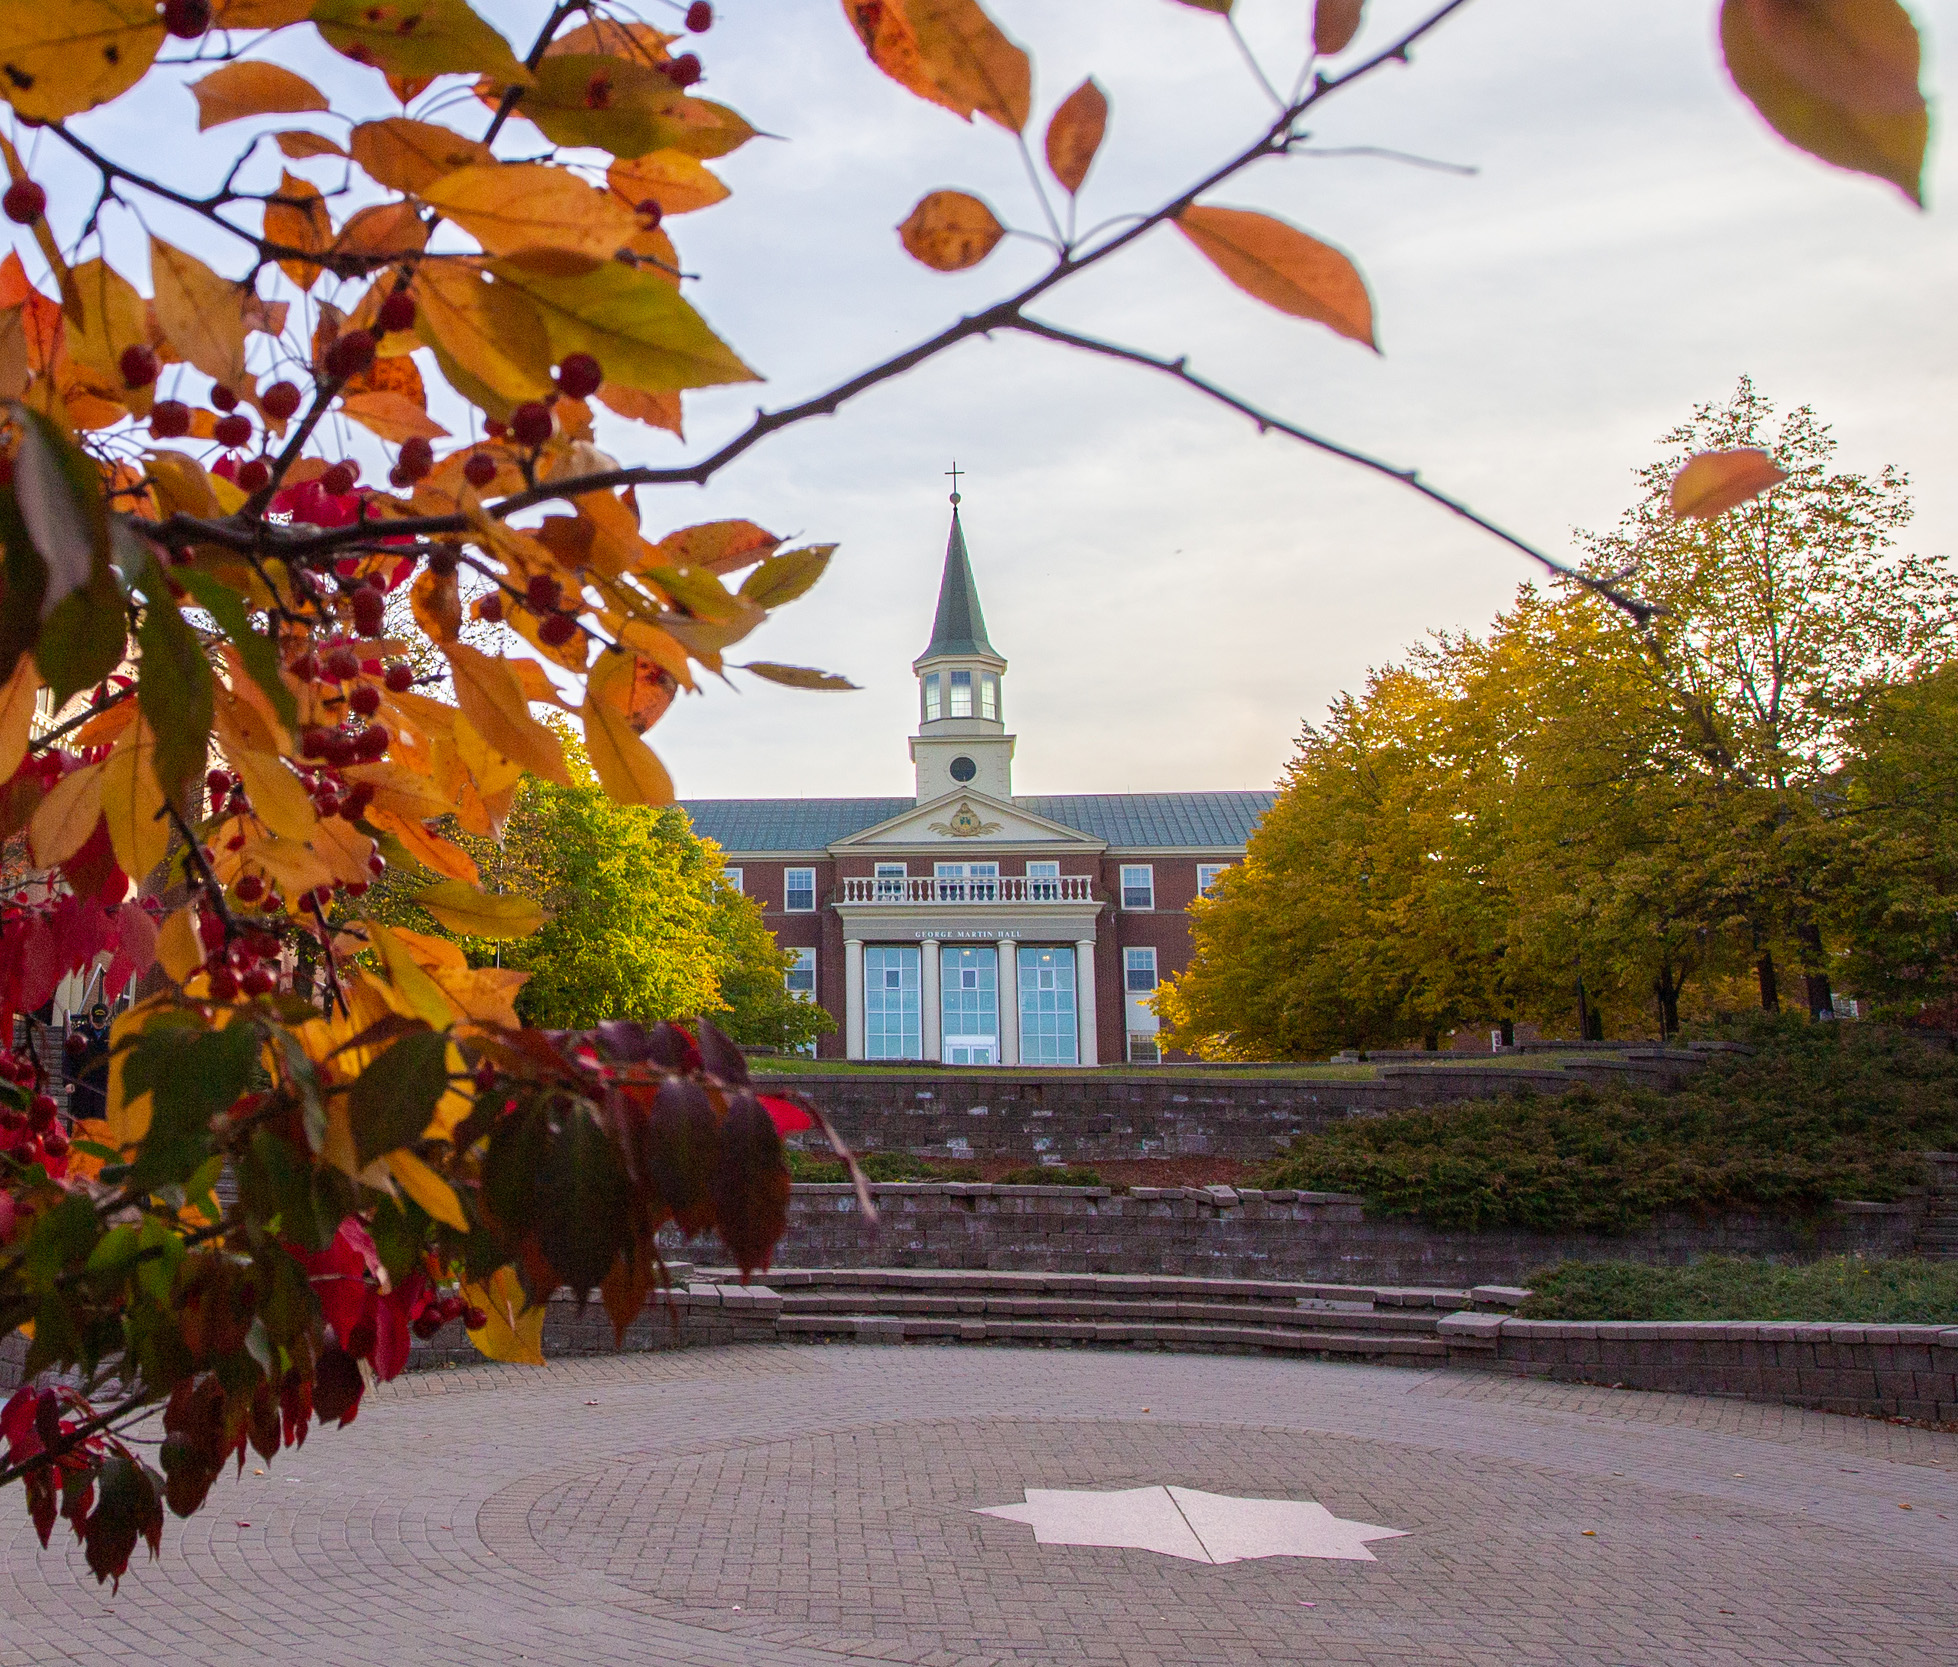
[
  {"xmin": 786, "ymin": 1150, "xmax": 976, "ymax": 1184},
  {"xmin": 1516, "ymin": 1256, "xmax": 1958, "ymax": 1325},
  {"xmin": 1256, "ymin": 1016, "xmax": 1957, "ymax": 1233},
  {"xmin": 994, "ymin": 1164, "xmax": 1106, "ymax": 1188}
]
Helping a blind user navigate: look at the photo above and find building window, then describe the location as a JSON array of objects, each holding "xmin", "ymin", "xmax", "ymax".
[
  {"xmin": 980, "ymin": 672, "xmax": 999, "ymax": 721},
  {"xmin": 873, "ymin": 861, "xmax": 906, "ymax": 901},
  {"xmin": 784, "ymin": 867, "xmax": 816, "ymax": 911},
  {"xmin": 1196, "ymin": 863, "xmax": 1227, "ymax": 896},
  {"xmin": 941, "ymin": 945, "xmax": 998, "ymax": 1064},
  {"xmin": 950, "ymin": 668, "xmax": 973, "ymax": 717},
  {"xmin": 935, "ymin": 860, "xmax": 998, "ymax": 902},
  {"xmin": 922, "ymin": 671, "xmax": 942, "ymax": 722},
  {"xmin": 1127, "ymin": 1033, "xmax": 1162, "ymax": 1065},
  {"xmin": 1120, "ymin": 864, "xmax": 1154, "ymax": 910},
  {"xmin": 785, "ymin": 948, "xmax": 815, "ymax": 997},
  {"xmin": 1124, "ymin": 947, "xmax": 1158, "ymax": 993},
  {"xmin": 1026, "ymin": 859, "xmax": 1059, "ymax": 902},
  {"xmin": 721, "ymin": 867, "xmax": 743, "ymax": 894},
  {"xmin": 865, "ymin": 945, "xmax": 921, "ymax": 1059},
  {"xmin": 1017, "ymin": 946, "xmax": 1078, "ymax": 1065}
]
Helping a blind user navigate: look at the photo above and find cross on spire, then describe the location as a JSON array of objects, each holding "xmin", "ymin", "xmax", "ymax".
[{"xmin": 945, "ymin": 461, "xmax": 964, "ymax": 505}]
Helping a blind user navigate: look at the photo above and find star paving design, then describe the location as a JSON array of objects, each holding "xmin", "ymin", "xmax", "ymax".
[{"xmin": 975, "ymin": 1483, "xmax": 1409, "ymax": 1564}]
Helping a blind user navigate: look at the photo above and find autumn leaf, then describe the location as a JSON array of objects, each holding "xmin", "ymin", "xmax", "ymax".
[
  {"xmin": 653, "ymin": 97, "xmax": 759, "ymax": 161},
  {"xmin": 846, "ymin": 0, "xmax": 1030, "ymax": 131},
  {"xmin": 489, "ymin": 258, "xmax": 757, "ymax": 395},
  {"xmin": 275, "ymin": 131, "xmax": 347, "ymax": 160},
  {"xmin": 0, "ymin": 4, "xmax": 164, "ymax": 123},
  {"xmin": 99, "ymin": 722, "xmax": 168, "ymax": 885},
  {"xmin": 67, "ymin": 260, "xmax": 152, "ymax": 416},
  {"xmin": 330, "ymin": 202, "xmax": 431, "ymax": 263},
  {"xmin": 1045, "ymin": 79, "xmax": 1108, "ymax": 195},
  {"xmin": 607, "ymin": 151, "xmax": 729, "ymax": 218},
  {"xmin": 413, "ymin": 878, "xmax": 549, "ymax": 939},
  {"xmin": 1313, "ymin": 0, "xmax": 1365, "ymax": 55},
  {"xmin": 898, "ymin": 191, "xmax": 1006, "ymax": 272},
  {"xmin": 581, "ymin": 695, "xmax": 674, "ymax": 807},
  {"xmin": 341, "ymin": 390, "xmax": 450, "ymax": 443},
  {"xmin": 213, "ymin": 0, "xmax": 315, "ymax": 24},
  {"xmin": 228, "ymin": 749, "xmax": 318, "ymax": 842},
  {"xmin": 28, "ymin": 760, "xmax": 105, "ymax": 868},
  {"xmin": 190, "ymin": 62, "xmax": 329, "ymax": 130},
  {"xmin": 420, "ymin": 164, "xmax": 639, "ymax": 261},
  {"xmin": 595, "ymin": 382, "xmax": 683, "ymax": 436},
  {"xmin": 1169, "ymin": 0, "xmax": 1234, "ymax": 11},
  {"xmin": 386, "ymin": 1150, "xmax": 469, "ymax": 1231},
  {"xmin": 0, "ymin": 657, "xmax": 38, "ymax": 783},
  {"xmin": 349, "ymin": 117, "xmax": 494, "ymax": 194},
  {"xmin": 1668, "ymin": 448, "xmax": 1789, "ymax": 520},
  {"xmin": 444, "ymin": 642, "xmax": 571, "ymax": 785},
  {"xmin": 312, "ymin": 0, "xmax": 533, "ymax": 87},
  {"xmin": 739, "ymin": 546, "xmax": 835, "ymax": 608},
  {"xmin": 149, "ymin": 237, "xmax": 249, "ymax": 390},
  {"xmin": 738, "ymin": 662, "xmax": 860, "ymax": 691},
  {"xmin": 648, "ymin": 520, "xmax": 780, "ymax": 574},
  {"xmin": 464, "ymin": 1266, "xmax": 545, "ymax": 1364},
  {"xmin": 1175, "ymin": 205, "xmax": 1377, "ymax": 349},
  {"xmin": 265, "ymin": 171, "xmax": 333, "ymax": 290},
  {"xmin": 414, "ymin": 264, "xmax": 555, "ymax": 413},
  {"xmin": 482, "ymin": 54, "xmax": 688, "ymax": 159},
  {"xmin": 1720, "ymin": 0, "xmax": 1926, "ymax": 205}
]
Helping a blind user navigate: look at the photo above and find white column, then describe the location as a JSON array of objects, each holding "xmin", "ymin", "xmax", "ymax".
[
  {"xmin": 996, "ymin": 938, "xmax": 1018, "ymax": 1065},
  {"xmin": 844, "ymin": 937, "xmax": 865, "ymax": 1060},
  {"xmin": 920, "ymin": 938, "xmax": 941, "ymax": 1061},
  {"xmin": 1075, "ymin": 938, "xmax": 1099, "ymax": 1066}
]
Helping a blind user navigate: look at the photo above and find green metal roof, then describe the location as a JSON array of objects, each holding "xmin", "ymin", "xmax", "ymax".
[{"xmin": 917, "ymin": 508, "xmax": 997, "ymax": 661}]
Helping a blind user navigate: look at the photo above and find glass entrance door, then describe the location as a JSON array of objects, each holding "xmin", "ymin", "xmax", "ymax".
[
  {"xmin": 1017, "ymin": 946, "xmax": 1078, "ymax": 1065},
  {"xmin": 865, "ymin": 945, "xmax": 921, "ymax": 1059},
  {"xmin": 940, "ymin": 944, "xmax": 997, "ymax": 1063}
]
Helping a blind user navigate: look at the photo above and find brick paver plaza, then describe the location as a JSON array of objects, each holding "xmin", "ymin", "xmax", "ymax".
[{"xmin": 2, "ymin": 1344, "xmax": 1952, "ymax": 1665}]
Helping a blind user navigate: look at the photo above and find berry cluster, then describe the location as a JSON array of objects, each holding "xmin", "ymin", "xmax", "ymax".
[
  {"xmin": 477, "ymin": 570, "xmax": 582, "ymax": 647},
  {"xmin": 0, "ymin": 1050, "xmax": 69, "ymax": 1190},
  {"xmin": 411, "ymin": 1292, "xmax": 487, "ymax": 1340}
]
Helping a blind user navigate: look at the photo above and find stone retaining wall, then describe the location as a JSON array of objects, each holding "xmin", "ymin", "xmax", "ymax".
[
  {"xmin": 747, "ymin": 1181, "xmax": 1927, "ymax": 1289},
  {"xmin": 1439, "ymin": 1313, "xmax": 1958, "ymax": 1421}
]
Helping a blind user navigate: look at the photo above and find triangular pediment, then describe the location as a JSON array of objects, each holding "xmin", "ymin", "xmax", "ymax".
[{"xmin": 830, "ymin": 790, "xmax": 1103, "ymax": 850}]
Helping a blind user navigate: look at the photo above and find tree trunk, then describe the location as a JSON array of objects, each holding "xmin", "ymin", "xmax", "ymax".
[
  {"xmin": 1653, "ymin": 965, "xmax": 1681, "ymax": 1038},
  {"xmin": 1576, "ymin": 979, "xmax": 1591, "ymax": 1042},
  {"xmin": 1796, "ymin": 921, "xmax": 1834, "ymax": 1018},
  {"xmin": 1499, "ymin": 1017, "xmax": 1514, "ymax": 1048},
  {"xmin": 1422, "ymin": 1029, "xmax": 1439, "ymax": 1051},
  {"xmin": 1755, "ymin": 947, "xmax": 1780, "ymax": 1012}
]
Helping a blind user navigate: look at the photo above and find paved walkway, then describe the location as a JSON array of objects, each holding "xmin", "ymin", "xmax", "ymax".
[{"xmin": 1, "ymin": 1344, "xmax": 1953, "ymax": 1665}]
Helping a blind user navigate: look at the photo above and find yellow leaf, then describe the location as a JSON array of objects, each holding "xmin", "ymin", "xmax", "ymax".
[
  {"xmin": 229, "ymin": 749, "xmax": 318, "ymax": 842},
  {"xmin": 349, "ymin": 117, "xmax": 495, "ymax": 194},
  {"xmin": 312, "ymin": 0, "xmax": 534, "ymax": 88},
  {"xmin": 190, "ymin": 61, "xmax": 329, "ymax": 129},
  {"xmin": 453, "ymin": 713, "xmax": 528, "ymax": 798},
  {"xmin": 1044, "ymin": 78, "xmax": 1107, "ymax": 196},
  {"xmin": 1174, "ymin": 205, "xmax": 1377, "ymax": 349},
  {"xmin": 100, "ymin": 721, "xmax": 169, "ymax": 885},
  {"xmin": 738, "ymin": 661, "xmax": 859, "ymax": 692},
  {"xmin": 342, "ymin": 389, "xmax": 451, "ymax": 443},
  {"xmin": 482, "ymin": 54, "xmax": 689, "ymax": 158},
  {"xmin": 331, "ymin": 201, "xmax": 430, "ymax": 263},
  {"xmin": 240, "ymin": 833, "xmax": 335, "ymax": 898},
  {"xmin": 106, "ymin": 1000, "xmax": 174, "ymax": 1146},
  {"xmin": 464, "ymin": 1265, "xmax": 545, "ymax": 1364},
  {"xmin": 898, "ymin": 191, "xmax": 1005, "ymax": 272},
  {"xmin": 428, "ymin": 965, "xmax": 526, "ymax": 1026},
  {"xmin": 386, "ymin": 1149, "xmax": 469, "ymax": 1230},
  {"xmin": 386, "ymin": 925, "xmax": 468, "ymax": 971},
  {"xmin": 1668, "ymin": 448, "xmax": 1789, "ymax": 520},
  {"xmin": 653, "ymin": 97, "xmax": 758, "ymax": 162},
  {"xmin": 0, "ymin": 656, "xmax": 40, "ymax": 783},
  {"xmin": 414, "ymin": 878, "xmax": 550, "ymax": 939},
  {"xmin": 265, "ymin": 170, "xmax": 333, "ymax": 290},
  {"xmin": 275, "ymin": 130, "xmax": 347, "ymax": 160},
  {"xmin": 582, "ymin": 696, "xmax": 674, "ymax": 807},
  {"xmin": 28, "ymin": 760, "xmax": 104, "ymax": 868},
  {"xmin": 68, "ymin": 259, "xmax": 153, "ymax": 415},
  {"xmin": 368, "ymin": 920, "xmax": 461, "ymax": 1027},
  {"xmin": 145, "ymin": 449, "xmax": 225, "ymax": 519},
  {"xmin": 153, "ymin": 906, "xmax": 202, "ymax": 987},
  {"xmin": 0, "ymin": 307, "xmax": 28, "ymax": 402},
  {"xmin": 343, "ymin": 758, "xmax": 453, "ymax": 821},
  {"xmin": 370, "ymin": 805, "xmax": 480, "ymax": 883},
  {"xmin": 421, "ymin": 163, "xmax": 639, "ymax": 261},
  {"xmin": 489, "ymin": 258, "xmax": 756, "ymax": 396},
  {"xmin": 149, "ymin": 237, "xmax": 249, "ymax": 390},
  {"xmin": 415, "ymin": 263, "xmax": 555, "ymax": 414},
  {"xmin": 1720, "ymin": 0, "xmax": 1926, "ymax": 205},
  {"xmin": 311, "ymin": 813, "xmax": 380, "ymax": 888},
  {"xmin": 444, "ymin": 642, "xmax": 571, "ymax": 784},
  {"xmin": 0, "ymin": 4, "xmax": 164, "ymax": 123},
  {"xmin": 213, "ymin": 0, "xmax": 316, "ymax": 25},
  {"xmin": 606, "ymin": 151, "xmax": 729, "ymax": 217},
  {"xmin": 1313, "ymin": 0, "xmax": 1364, "ymax": 54}
]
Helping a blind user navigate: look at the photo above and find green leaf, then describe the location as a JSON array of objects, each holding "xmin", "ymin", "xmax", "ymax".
[
  {"xmin": 736, "ymin": 661, "xmax": 859, "ymax": 691},
  {"xmin": 534, "ymin": 1103, "xmax": 631, "ymax": 1295},
  {"xmin": 123, "ymin": 1022, "xmax": 260, "ymax": 1190},
  {"xmin": 35, "ymin": 569, "xmax": 127, "ymax": 707},
  {"xmin": 10, "ymin": 403, "xmax": 107, "ymax": 620},
  {"xmin": 174, "ymin": 567, "xmax": 298, "ymax": 728},
  {"xmin": 487, "ymin": 54, "xmax": 686, "ymax": 158},
  {"xmin": 738, "ymin": 545, "xmax": 835, "ymax": 608},
  {"xmin": 0, "ymin": 485, "xmax": 47, "ymax": 685},
  {"xmin": 488, "ymin": 258, "xmax": 757, "ymax": 396},
  {"xmin": 349, "ymin": 1029, "xmax": 451, "ymax": 1166},
  {"xmin": 134, "ymin": 560, "xmax": 215, "ymax": 806},
  {"xmin": 310, "ymin": 0, "xmax": 534, "ymax": 87}
]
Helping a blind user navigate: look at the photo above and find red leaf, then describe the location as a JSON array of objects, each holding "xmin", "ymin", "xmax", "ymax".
[
  {"xmin": 312, "ymin": 1347, "xmax": 363, "ymax": 1428},
  {"xmin": 758, "ymin": 1093, "xmax": 816, "ymax": 1136},
  {"xmin": 710, "ymin": 1091, "xmax": 790, "ymax": 1277}
]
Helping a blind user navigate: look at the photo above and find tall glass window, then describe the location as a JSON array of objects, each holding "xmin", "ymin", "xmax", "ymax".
[
  {"xmin": 1018, "ymin": 946, "xmax": 1078, "ymax": 1065},
  {"xmin": 922, "ymin": 671, "xmax": 942, "ymax": 722},
  {"xmin": 980, "ymin": 672, "xmax": 999, "ymax": 720},
  {"xmin": 941, "ymin": 945, "xmax": 997, "ymax": 1063},
  {"xmin": 950, "ymin": 668, "xmax": 973, "ymax": 717},
  {"xmin": 865, "ymin": 946, "xmax": 921, "ymax": 1060}
]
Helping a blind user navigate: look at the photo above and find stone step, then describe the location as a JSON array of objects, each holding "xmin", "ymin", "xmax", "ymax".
[
  {"xmin": 773, "ymin": 1290, "xmax": 1441, "ymax": 1332},
  {"xmin": 774, "ymin": 1312, "xmax": 1449, "ymax": 1356}
]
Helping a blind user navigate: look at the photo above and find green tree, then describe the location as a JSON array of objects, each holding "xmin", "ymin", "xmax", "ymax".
[{"xmin": 703, "ymin": 879, "xmax": 836, "ymax": 1054}]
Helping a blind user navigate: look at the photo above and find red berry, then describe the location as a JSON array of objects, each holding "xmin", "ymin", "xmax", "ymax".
[
  {"xmin": 206, "ymin": 768, "xmax": 232, "ymax": 796},
  {"xmin": 263, "ymin": 380, "xmax": 302, "ymax": 420},
  {"xmin": 323, "ymin": 732, "xmax": 356, "ymax": 768},
  {"xmin": 524, "ymin": 574, "xmax": 562, "ymax": 612},
  {"xmin": 538, "ymin": 613, "xmax": 578, "ymax": 648},
  {"xmin": 325, "ymin": 646, "xmax": 363, "ymax": 683},
  {"xmin": 289, "ymin": 651, "xmax": 320, "ymax": 683},
  {"xmin": 237, "ymin": 458, "xmax": 271, "ymax": 493},
  {"xmin": 235, "ymin": 874, "xmax": 265, "ymax": 903},
  {"xmin": 483, "ymin": 417, "xmax": 507, "ymax": 439},
  {"xmin": 462, "ymin": 453, "xmax": 498, "ymax": 489},
  {"xmin": 377, "ymin": 289, "xmax": 417, "ymax": 335},
  {"xmin": 472, "ymin": 1061, "xmax": 497, "ymax": 1092},
  {"xmin": 555, "ymin": 352, "xmax": 602, "ymax": 400},
  {"xmin": 241, "ymin": 965, "xmax": 276, "ymax": 997},
  {"xmin": 324, "ymin": 329, "xmax": 376, "ymax": 381},
  {"xmin": 666, "ymin": 53, "xmax": 703, "ymax": 87},
  {"xmin": 3, "ymin": 180, "xmax": 46, "ymax": 225},
  {"xmin": 262, "ymin": 893, "xmax": 285, "ymax": 914},
  {"xmin": 349, "ymin": 682, "xmax": 381, "ymax": 716},
  {"xmin": 478, "ymin": 593, "xmax": 504, "ymax": 623},
  {"xmin": 368, "ymin": 851, "xmax": 386, "ymax": 877},
  {"xmin": 398, "ymin": 436, "xmax": 434, "ymax": 481},
  {"xmin": 388, "ymin": 463, "xmax": 411, "ymax": 489},
  {"xmin": 210, "ymin": 383, "xmax": 239, "ymax": 412},
  {"xmin": 634, "ymin": 197, "xmax": 663, "ymax": 230},
  {"xmin": 355, "ymin": 724, "xmax": 390, "ymax": 761},
  {"xmin": 510, "ymin": 401, "xmax": 553, "ymax": 448},
  {"xmin": 300, "ymin": 725, "xmax": 331, "ymax": 759},
  {"xmin": 206, "ymin": 965, "xmax": 240, "ymax": 1002},
  {"xmin": 464, "ymin": 1306, "xmax": 489, "ymax": 1331},
  {"xmin": 150, "ymin": 400, "xmax": 191, "ymax": 439},
  {"xmin": 40, "ymin": 1129, "xmax": 68, "ymax": 1160},
  {"xmin": 118, "ymin": 344, "xmax": 159, "ymax": 389},
  {"xmin": 340, "ymin": 781, "xmax": 376, "ymax": 820},
  {"xmin": 352, "ymin": 587, "xmax": 385, "ymax": 638},
  {"xmin": 28, "ymin": 1094, "xmax": 56, "ymax": 1132},
  {"xmin": 163, "ymin": 0, "xmax": 212, "ymax": 39},
  {"xmin": 214, "ymin": 412, "xmax": 253, "ymax": 450},
  {"xmin": 384, "ymin": 663, "xmax": 414, "ymax": 692},
  {"xmin": 321, "ymin": 462, "xmax": 357, "ymax": 496},
  {"xmin": 686, "ymin": 2, "xmax": 713, "ymax": 31}
]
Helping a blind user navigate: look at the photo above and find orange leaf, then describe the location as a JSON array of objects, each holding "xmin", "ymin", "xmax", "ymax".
[
  {"xmin": 898, "ymin": 191, "xmax": 1005, "ymax": 272},
  {"xmin": 276, "ymin": 131, "xmax": 347, "ymax": 160},
  {"xmin": 606, "ymin": 151, "xmax": 729, "ymax": 217},
  {"xmin": 582, "ymin": 695, "xmax": 674, "ymax": 807},
  {"xmin": 443, "ymin": 643, "xmax": 571, "ymax": 785},
  {"xmin": 331, "ymin": 201, "xmax": 430, "ymax": 262},
  {"xmin": 1044, "ymin": 78, "xmax": 1107, "ymax": 195},
  {"xmin": 843, "ymin": 0, "xmax": 1029, "ymax": 131},
  {"xmin": 1174, "ymin": 205, "xmax": 1376, "ymax": 349},
  {"xmin": 371, "ymin": 805, "xmax": 480, "ymax": 883},
  {"xmin": 342, "ymin": 389, "xmax": 450, "ymax": 442},
  {"xmin": 191, "ymin": 62, "xmax": 329, "ymax": 129},
  {"xmin": 1668, "ymin": 449, "xmax": 1788, "ymax": 520},
  {"xmin": 647, "ymin": 519, "xmax": 781, "ymax": 575},
  {"xmin": 595, "ymin": 382, "xmax": 682, "ymax": 436},
  {"xmin": 420, "ymin": 163, "xmax": 638, "ymax": 260},
  {"xmin": 414, "ymin": 263, "xmax": 555, "ymax": 412},
  {"xmin": 265, "ymin": 170, "xmax": 333, "ymax": 290},
  {"xmin": 149, "ymin": 237, "xmax": 249, "ymax": 389},
  {"xmin": 349, "ymin": 118, "xmax": 495, "ymax": 194},
  {"xmin": 1313, "ymin": 0, "xmax": 1364, "ymax": 55},
  {"xmin": 1720, "ymin": 0, "xmax": 1926, "ymax": 205}
]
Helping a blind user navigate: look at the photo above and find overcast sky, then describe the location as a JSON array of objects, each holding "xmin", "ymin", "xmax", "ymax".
[{"xmin": 24, "ymin": 1, "xmax": 1958, "ymax": 800}]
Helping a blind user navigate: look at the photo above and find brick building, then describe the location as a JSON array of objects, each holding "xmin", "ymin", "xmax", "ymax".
[{"xmin": 680, "ymin": 503, "xmax": 1272, "ymax": 1064}]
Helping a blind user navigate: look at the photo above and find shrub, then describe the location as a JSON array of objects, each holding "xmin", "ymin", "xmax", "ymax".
[
  {"xmin": 995, "ymin": 1165, "xmax": 1106, "ymax": 1187},
  {"xmin": 1516, "ymin": 1255, "xmax": 1958, "ymax": 1325}
]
